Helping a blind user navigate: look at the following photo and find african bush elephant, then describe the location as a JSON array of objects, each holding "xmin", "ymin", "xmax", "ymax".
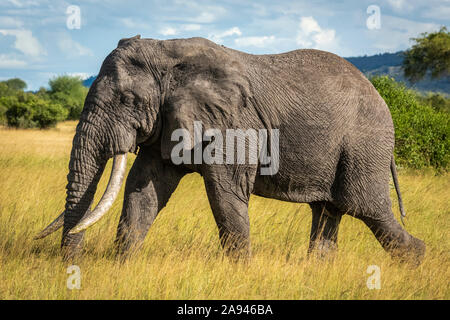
[{"xmin": 36, "ymin": 35, "xmax": 425, "ymax": 264}]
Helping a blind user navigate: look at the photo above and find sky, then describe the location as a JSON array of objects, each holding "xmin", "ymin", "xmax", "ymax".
[{"xmin": 0, "ymin": 0, "xmax": 448, "ymax": 90}]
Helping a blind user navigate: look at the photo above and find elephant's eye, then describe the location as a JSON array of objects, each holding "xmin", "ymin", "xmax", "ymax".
[{"xmin": 121, "ymin": 93, "xmax": 134, "ymax": 105}]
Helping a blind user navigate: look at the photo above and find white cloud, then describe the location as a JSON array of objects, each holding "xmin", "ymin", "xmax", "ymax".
[
  {"xmin": 58, "ymin": 34, "xmax": 93, "ymax": 57},
  {"xmin": 174, "ymin": 0, "xmax": 226, "ymax": 23},
  {"xmin": 296, "ymin": 16, "xmax": 337, "ymax": 50},
  {"xmin": 66, "ymin": 72, "xmax": 92, "ymax": 80},
  {"xmin": 188, "ymin": 11, "xmax": 216, "ymax": 23},
  {"xmin": 159, "ymin": 24, "xmax": 202, "ymax": 36},
  {"xmin": 234, "ymin": 35, "xmax": 276, "ymax": 48},
  {"xmin": 386, "ymin": 0, "xmax": 408, "ymax": 11},
  {"xmin": 422, "ymin": 5, "xmax": 450, "ymax": 20},
  {"xmin": 367, "ymin": 15, "xmax": 440, "ymax": 52},
  {"xmin": 6, "ymin": 0, "xmax": 40, "ymax": 8},
  {"xmin": 183, "ymin": 24, "xmax": 201, "ymax": 31},
  {"xmin": 7, "ymin": 0, "xmax": 23, "ymax": 7},
  {"xmin": 0, "ymin": 16, "xmax": 23, "ymax": 28},
  {"xmin": 160, "ymin": 27, "xmax": 178, "ymax": 36},
  {"xmin": 0, "ymin": 54, "xmax": 27, "ymax": 68},
  {"xmin": 209, "ymin": 27, "xmax": 242, "ymax": 43},
  {"xmin": 0, "ymin": 29, "xmax": 46, "ymax": 57},
  {"xmin": 119, "ymin": 18, "xmax": 150, "ymax": 29}
]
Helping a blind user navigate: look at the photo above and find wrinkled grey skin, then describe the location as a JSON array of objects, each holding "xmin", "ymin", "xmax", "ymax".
[{"xmin": 56, "ymin": 36, "xmax": 425, "ymax": 264}]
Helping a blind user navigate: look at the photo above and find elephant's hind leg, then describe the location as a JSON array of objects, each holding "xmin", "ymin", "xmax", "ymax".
[
  {"xmin": 115, "ymin": 146, "xmax": 185, "ymax": 257},
  {"xmin": 308, "ymin": 201, "xmax": 342, "ymax": 259},
  {"xmin": 203, "ymin": 165, "xmax": 256, "ymax": 260},
  {"xmin": 337, "ymin": 163, "xmax": 425, "ymax": 264},
  {"xmin": 360, "ymin": 214, "xmax": 425, "ymax": 265}
]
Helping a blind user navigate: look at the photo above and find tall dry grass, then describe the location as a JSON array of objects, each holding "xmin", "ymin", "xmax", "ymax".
[{"xmin": 0, "ymin": 121, "xmax": 448, "ymax": 299}]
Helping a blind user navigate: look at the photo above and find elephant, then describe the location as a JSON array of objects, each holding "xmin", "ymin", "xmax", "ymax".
[{"xmin": 35, "ymin": 35, "xmax": 425, "ymax": 264}]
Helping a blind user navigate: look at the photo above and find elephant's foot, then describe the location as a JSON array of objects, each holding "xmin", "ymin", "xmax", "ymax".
[
  {"xmin": 363, "ymin": 216, "xmax": 426, "ymax": 267},
  {"xmin": 61, "ymin": 231, "xmax": 85, "ymax": 262},
  {"xmin": 386, "ymin": 235, "xmax": 426, "ymax": 267},
  {"xmin": 219, "ymin": 231, "xmax": 251, "ymax": 263},
  {"xmin": 308, "ymin": 202, "xmax": 341, "ymax": 261},
  {"xmin": 114, "ymin": 229, "xmax": 147, "ymax": 261}
]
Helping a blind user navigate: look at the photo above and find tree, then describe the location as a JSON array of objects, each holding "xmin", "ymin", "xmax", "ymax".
[
  {"xmin": 3, "ymin": 78, "xmax": 27, "ymax": 91},
  {"xmin": 403, "ymin": 27, "xmax": 450, "ymax": 82},
  {"xmin": 48, "ymin": 75, "xmax": 89, "ymax": 119},
  {"xmin": 0, "ymin": 78, "xmax": 27, "ymax": 96},
  {"xmin": 5, "ymin": 93, "xmax": 68, "ymax": 129}
]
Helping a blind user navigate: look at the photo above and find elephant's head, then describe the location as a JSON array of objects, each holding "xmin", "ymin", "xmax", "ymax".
[
  {"xmin": 35, "ymin": 35, "xmax": 168, "ymax": 259},
  {"xmin": 35, "ymin": 36, "xmax": 251, "ymax": 259}
]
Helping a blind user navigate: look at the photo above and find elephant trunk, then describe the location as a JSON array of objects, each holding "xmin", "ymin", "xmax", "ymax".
[
  {"xmin": 61, "ymin": 117, "xmax": 107, "ymax": 260},
  {"xmin": 35, "ymin": 96, "xmax": 136, "ymax": 259},
  {"xmin": 68, "ymin": 153, "xmax": 127, "ymax": 234}
]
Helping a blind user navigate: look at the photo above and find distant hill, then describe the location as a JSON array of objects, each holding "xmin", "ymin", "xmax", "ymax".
[
  {"xmin": 345, "ymin": 51, "xmax": 450, "ymax": 93},
  {"xmin": 82, "ymin": 52, "xmax": 449, "ymax": 93},
  {"xmin": 82, "ymin": 76, "xmax": 96, "ymax": 87}
]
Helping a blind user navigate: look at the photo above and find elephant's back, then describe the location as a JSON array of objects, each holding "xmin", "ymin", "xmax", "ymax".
[
  {"xmin": 236, "ymin": 47, "xmax": 392, "ymax": 131},
  {"xmin": 249, "ymin": 48, "xmax": 361, "ymax": 76}
]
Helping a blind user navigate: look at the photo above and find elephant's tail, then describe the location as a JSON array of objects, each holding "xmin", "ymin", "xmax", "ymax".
[{"xmin": 391, "ymin": 156, "xmax": 406, "ymax": 226}]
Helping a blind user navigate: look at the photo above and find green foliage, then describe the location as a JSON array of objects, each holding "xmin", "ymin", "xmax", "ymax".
[
  {"xmin": 3, "ymin": 78, "xmax": 27, "ymax": 91},
  {"xmin": 32, "ymin": 99, "xmax": 69, "ymax": 128},
  {"xmin": 48, "ymin": 75, "xmax": 88, "ymax": 119},
  {"xmin": 0, "ymin": 83, "xmax": 17, "ymax": 97},
  {"xmin": 0, "ymin": 95, "xmax": 20, "ymax": 126},
  {"xmin": 5, "ymin": 96, "xmax": 36, "ymax": 128},
  {"xmin": 4, "ymin": 93, "xmax": 68, "ymax": 129},
  {"xmin": 403, "ymin": 27, "xmax": 450, "ymax": 82},
  {"xmin": 35, "ymin": 87, "xmax": 50, "ymax": 100},
  {"xmin": 0, "ymin": 104, "xmax": 7, "ymax": 126},
  {"xmin": 417, "ymin": 92, "xmax": 450, "ymax": 113},
  {"xmin": 0, "ymin": 76, "xmax": 87, "ymax": 128},
  {"xmin": 371, "ymin": 76, "xmax": 449, "ymax": 170}
]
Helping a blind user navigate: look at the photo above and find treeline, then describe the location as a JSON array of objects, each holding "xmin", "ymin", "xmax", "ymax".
[{"xmin": 0, "ymin": 76, "xmax": 88, "ymax": 129}]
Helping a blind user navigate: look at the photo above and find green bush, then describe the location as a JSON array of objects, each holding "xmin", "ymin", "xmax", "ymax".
[
  {"xmin": 49, "ymin": 76, "xmax": 88, "ymax": 120},
  {"xmin": 32, "ymin": 100, "xmax": 68, "ymax": 128},
  {"xmin": 0, "ymin": 76, "xmax": 86, "ymax": 127},
  {"xmin": 0, "ymin": 96, "xmax": 19, "ymax": 126},
  {"xmin": 0, "ymin": 104, "xmax": 7, "ymax": 126},
  {"xmin": 5, "ymin": 100, "xmax": 36, "ymax": 128},
  {"xmin": 417, "ymin": 92, "xmax": 450, "ymax": 113},
  {"xmin": 371, "ymin": 76, "xmax": 449, "ymax": 170},
  {"xmin": 3, "ymin": 78, "xmax": 27, "ymax": 91},
  {"xmin": 50, "ymin": 91, "xmax": 84, "ymax": 120},
  {"xmin": 5, "ymin": 94, "xmax": 68, "ymax": 129}
]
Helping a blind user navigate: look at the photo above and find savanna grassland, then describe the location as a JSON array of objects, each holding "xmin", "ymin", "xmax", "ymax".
[{"xmin": 0, "ymin": 121, "xmax": 448, "ymax": 299}]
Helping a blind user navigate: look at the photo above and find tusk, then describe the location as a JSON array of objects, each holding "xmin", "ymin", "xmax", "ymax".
[
  {"xmin": 34, "ymin": 211, "xmax": 65, "ymax": 240},
  {"xmin": 69, "ymin": 153, "xmax": 127, "ymax": 234}
]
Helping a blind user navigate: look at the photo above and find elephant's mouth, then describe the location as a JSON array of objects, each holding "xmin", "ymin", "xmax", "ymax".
[{"xmin": 34, "ymin": 153, "xmax": 128, "ymax": 239}]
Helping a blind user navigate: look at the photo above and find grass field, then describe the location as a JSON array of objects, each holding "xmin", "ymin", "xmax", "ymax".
[{"xmin": 0, "ymin": 121, "xmax": 448, "ymax": 299}]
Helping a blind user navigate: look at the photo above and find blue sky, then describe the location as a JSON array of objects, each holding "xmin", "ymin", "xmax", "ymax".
[{"xmin": 0, "ymin": 0, "xmax": 448, "ymax": 90}]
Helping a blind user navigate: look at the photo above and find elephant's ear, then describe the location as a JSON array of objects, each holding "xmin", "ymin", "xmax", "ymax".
[{"xmin": 160, "ymin": 56, "xmax": 251, "ymax": 161}]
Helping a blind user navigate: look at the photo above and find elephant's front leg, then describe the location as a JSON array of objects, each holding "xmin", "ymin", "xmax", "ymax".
[
  {"xmin": 308, "ymin": 202, "xmax": 342, "ymax": 259},
  {"xmin": 115, "ymin": 146, "xmax": 185, "ymax": 257},
  {"xmin": 203, "ymin": 165, "xmax": 256, "ymax": 260}
]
